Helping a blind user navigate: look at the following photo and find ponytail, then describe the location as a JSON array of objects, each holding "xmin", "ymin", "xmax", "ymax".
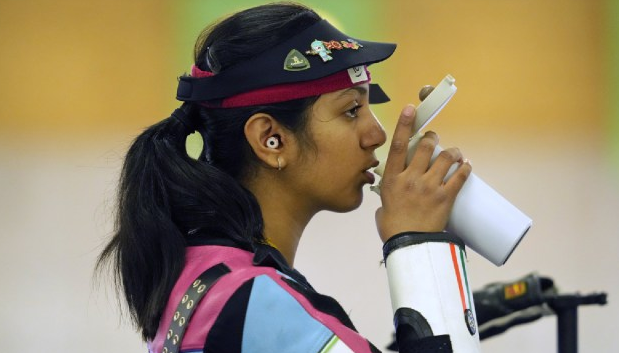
[
  {"xmin": 97, "ymin": 104, "xmax": 264, "ymax": 340},
  {"xmin": 98, "ymin": 2, "xmax": 323, "ymax": 341}
]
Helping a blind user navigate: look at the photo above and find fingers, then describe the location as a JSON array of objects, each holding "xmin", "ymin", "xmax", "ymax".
[
  {"xmin": 377, "ymin": 100, "xmax": 473, "ymax": 241},
  {"xmin": 407, "ymin": 131, "xmax": 439, "ymax": 176},
  {"xmin": 425, "ymin": 148, "xmax": 472, "ymax": 194},
  {"xmin": 383, "ymin": 104, "xmax": 416, "ymax": 177},
  {"xmin": 443, "ymin": 159, "xmax": 472, "ymax": 194},
  {"xmin": 426, "ymin": 147, "xmax": 463, "ymax": 183}
]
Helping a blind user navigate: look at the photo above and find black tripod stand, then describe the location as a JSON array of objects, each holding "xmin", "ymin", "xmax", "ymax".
[{"xmin": 546, "ymin": 292, "xmax": 607, "ymax": 353}]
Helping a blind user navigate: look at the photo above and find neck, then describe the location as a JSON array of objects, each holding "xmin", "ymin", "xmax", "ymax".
[
  {"xmin": 244, "ymin": 173, "xmax": 317, "ymax": 267},
  {"xmin": 261, "ymin": 207, "xmax": 310, "ymax": 266}
]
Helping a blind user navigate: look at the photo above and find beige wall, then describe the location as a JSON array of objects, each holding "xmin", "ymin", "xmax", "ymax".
[
  {"xmin": 378, "ymin": 0, "xmax": 607, "ymax": 136},
  {"xmin": 1, "ymin": 0, "xmax": 617, "ymax": 351},
  {"xmin": 0, "ymin": 0, "xmax": 177, "ymax": 145}
]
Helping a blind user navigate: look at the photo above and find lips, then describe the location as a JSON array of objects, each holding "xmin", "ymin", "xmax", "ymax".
[
  {"xmin": 364, "ymin": 170, "xmax": 376, "ymax": 184},
  {"xmin": 363, "ymin": 159, "xmax": 380, "ymax": 184}
]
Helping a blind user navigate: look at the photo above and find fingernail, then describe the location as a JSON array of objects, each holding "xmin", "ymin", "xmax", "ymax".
[
  {"xmin": 403, "ymin": 104, "xmax": 414, "ymax": 117},
  {"xmin": 419, "ymin": 85, "xmax": 435, "ymax": 101},
  {"xmin": 424, "ymin": 131, "xmax": 439, "ymax": 140},
  {"xmin": 463, "ymin": 158, "xmax": 472, "ymax": 165}
]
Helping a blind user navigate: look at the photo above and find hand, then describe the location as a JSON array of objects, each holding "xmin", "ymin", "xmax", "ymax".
[{"xmin": 375, "ymin": 104, "xmax": 472, "ymax": 243}]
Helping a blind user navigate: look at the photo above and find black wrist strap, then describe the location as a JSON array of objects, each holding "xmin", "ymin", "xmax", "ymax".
[
  {"xmin": 382, "ymin": 231, "xmax": 464, "ymax": 262},
  {"xmin": 162, "ymin": 263, "xmax": 231, "ymax": 353}
]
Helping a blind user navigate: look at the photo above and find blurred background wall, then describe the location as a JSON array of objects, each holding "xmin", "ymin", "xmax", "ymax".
[{"xmin": 1, "ymin": 0, "xmax": 617, "ymax": 351}]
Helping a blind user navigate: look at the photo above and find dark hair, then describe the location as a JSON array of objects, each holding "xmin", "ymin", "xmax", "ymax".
[{"xmin": 97, "ymin": 3, "xmax": 321, "ymax": 341}]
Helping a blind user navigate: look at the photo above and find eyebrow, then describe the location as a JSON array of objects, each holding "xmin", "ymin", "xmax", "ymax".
[{"xmin": 337, "ymin": 86, "xmax": 368, "ymax": 99}]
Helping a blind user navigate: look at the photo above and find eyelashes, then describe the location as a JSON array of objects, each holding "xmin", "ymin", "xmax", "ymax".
[{"xmin": 344, "ymin": 101, "xmax": 362, "ymax": 119}]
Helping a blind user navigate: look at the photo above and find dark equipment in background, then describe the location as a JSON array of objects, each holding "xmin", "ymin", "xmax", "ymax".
[{"xmin": 386, "ymin": 273, "xmax": 607, "ymax": 353}]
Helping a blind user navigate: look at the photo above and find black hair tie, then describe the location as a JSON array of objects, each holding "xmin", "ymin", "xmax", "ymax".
[
  {"xmin": 171, "ymin": 103, "xmax": 200, "ymax": 133},
  {"xmin": 171, "ymin": 103, "xmax": 213, "ymax": 163}
]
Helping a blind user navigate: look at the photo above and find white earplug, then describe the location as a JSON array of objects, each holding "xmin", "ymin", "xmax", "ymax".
[{"xmin": 266, "ymin": 136, "xmax": 280, "ymax": 149}]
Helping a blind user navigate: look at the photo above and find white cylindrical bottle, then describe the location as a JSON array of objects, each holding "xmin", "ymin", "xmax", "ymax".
[{"xmin": 372, "ymin": 75, "xmax": 532, "ymax": 266}]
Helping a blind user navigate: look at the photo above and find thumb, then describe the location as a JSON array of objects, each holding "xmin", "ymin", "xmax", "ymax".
[
  {"xmin": 375, "ymin": 207, "xmax": 388, "ymax": 243},
  {"xmin": 375, "ymin": 207, "xmax": 383, "ymax": 225}
]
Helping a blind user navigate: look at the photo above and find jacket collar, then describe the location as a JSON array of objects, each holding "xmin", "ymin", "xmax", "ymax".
[{"xmin": 186, "ymin": 233, "xmax": 314, "ymax": 290}]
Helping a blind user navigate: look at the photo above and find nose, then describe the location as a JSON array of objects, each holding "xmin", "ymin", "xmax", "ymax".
[{"xmin": 361, "ymin": 110, "xmax": 387, "ymax": 150}]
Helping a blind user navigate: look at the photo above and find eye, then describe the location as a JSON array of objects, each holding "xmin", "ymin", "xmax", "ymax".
[{"xmin": 344, "ymin": 101, "xmax": 363, "ymax": 119}]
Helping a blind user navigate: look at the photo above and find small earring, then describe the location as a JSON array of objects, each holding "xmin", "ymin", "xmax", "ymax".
[
  {"xmin": 266, "ymin": 135, "xmax": 280, "ymax": 149},
  {"xmin": 277, "ymin": 157, "xmax": 282, "ymax": 171}
]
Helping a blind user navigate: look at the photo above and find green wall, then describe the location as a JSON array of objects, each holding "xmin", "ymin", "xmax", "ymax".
[
  {"xmin": 609, "ymin": 0, "xmax": 619, "ymax": 174},
  {"xmin": 173, "ymin": 1, "xmax": 385, "ymax": 71}
]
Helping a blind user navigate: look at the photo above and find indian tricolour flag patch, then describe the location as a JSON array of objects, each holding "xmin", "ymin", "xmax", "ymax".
[{"xmin": 449, "ymin": 243, "xmax": 477, "ymax": 335}]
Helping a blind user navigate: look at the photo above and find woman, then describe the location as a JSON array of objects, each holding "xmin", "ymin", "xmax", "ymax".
[{"xmin": 98, "ymin": 3, "xmax": 477, "ymax": 352}]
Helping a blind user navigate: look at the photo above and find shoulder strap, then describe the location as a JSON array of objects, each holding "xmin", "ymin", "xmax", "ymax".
[{"xmin": 162, "ymin": 263, "xmax": 231, "ymax": 353}]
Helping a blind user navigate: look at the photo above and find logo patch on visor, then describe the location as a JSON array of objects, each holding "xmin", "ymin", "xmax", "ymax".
[
  {"xmin": 284, "ymin": 49, "xmax": 311, "ymax": 71},
  {"xmin": 306, "ymin": 39, "xmax": 364, "ymax": 63},
  {"xmin": 347, "ymin": 66, "xmax": 368, "ymax": 83}
]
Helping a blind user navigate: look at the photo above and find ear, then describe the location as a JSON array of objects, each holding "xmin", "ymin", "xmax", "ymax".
[{"xmin": 244, "ymin": 113, "xmax": 289, "ymax": 170}]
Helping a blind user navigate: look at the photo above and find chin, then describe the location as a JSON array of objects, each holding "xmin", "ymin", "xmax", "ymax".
[{"xmin": 330, "ymin": 192, "xmax": 364, "ymax": 213}]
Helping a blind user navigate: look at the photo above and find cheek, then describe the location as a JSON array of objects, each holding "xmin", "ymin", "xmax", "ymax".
[
  {"xmin": 313, "ymin": 143, "xmax": 352, "ymax": 173},
  {"xmin": 307, "ymin": 116, "xmax": 362, "ymax": 172},
  {"xmin": 313, "ymin": 123, "xmax": 358, "ymax": 154},
  {"xmin": 313, "ymin": 149, "xmax": 360, "ymax": 187}
]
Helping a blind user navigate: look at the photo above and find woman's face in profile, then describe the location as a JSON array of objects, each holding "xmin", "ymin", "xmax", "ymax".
[{"xmin": 284, "ymin": 83, "xmax": 387, "ymax": 213}]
